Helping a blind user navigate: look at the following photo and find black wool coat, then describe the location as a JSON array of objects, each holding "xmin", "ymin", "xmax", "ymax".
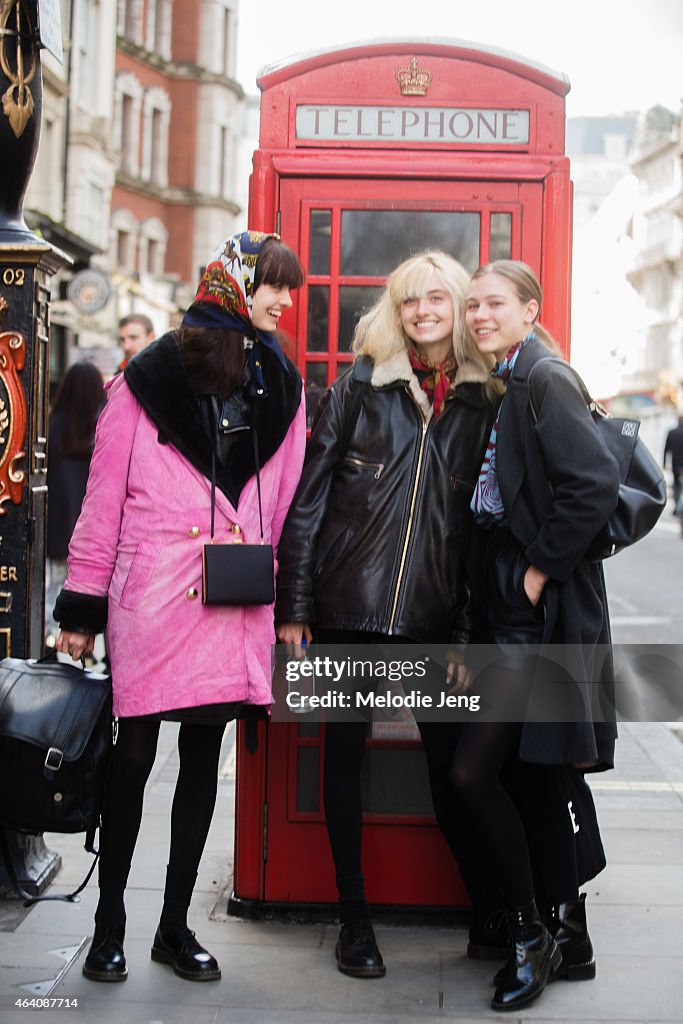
[{"xmin": 477, "ymin": 337, "xmax": 622, "ymax": 770}]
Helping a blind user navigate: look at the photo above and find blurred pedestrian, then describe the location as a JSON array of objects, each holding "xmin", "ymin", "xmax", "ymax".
[
  {"xmin": 45, "ymin": 361, "xmax": 105, "ymax": 643},
  {"xmin": 118, "ymin": 313, "xmax": 155, "ymax": 371},
  {"xmin": 663, "ymin": 415, "xmax": 683, "ymax": 515}
]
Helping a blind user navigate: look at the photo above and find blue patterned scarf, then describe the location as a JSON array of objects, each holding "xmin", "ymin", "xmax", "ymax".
[{"xmin": 471, "ymin": 333, "xmax": 535, "ymax": 524}]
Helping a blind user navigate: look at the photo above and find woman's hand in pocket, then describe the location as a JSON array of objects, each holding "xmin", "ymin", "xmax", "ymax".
[{"xmin": 523, "ymin": 564, "xmax": 550, "ymax": 606}]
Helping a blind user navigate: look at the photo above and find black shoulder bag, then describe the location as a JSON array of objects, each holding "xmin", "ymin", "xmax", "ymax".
[
  {"xmin": 528, "ymin": 358, "xmax": 666, "ymax": 559},
  {"xmin": 202, "ymin": 427, "xmax": 275, "ymax": 605}
]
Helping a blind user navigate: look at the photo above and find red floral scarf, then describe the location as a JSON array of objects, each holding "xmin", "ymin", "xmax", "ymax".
[{"xmin": 408, "ymin": 347, "xmax": 457, "ymax": 419}]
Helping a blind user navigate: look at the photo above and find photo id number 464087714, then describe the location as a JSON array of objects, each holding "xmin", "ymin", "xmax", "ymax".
[{"xmin": 14, "ymin": 997, "xmax": 79, "ymax": 1009}]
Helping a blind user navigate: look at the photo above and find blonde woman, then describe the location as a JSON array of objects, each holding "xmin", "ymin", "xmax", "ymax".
[{"xmin": 276, "ymin": 251, "xmax": 499, "ymax": 977}]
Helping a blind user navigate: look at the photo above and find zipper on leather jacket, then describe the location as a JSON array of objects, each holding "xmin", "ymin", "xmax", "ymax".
[
  {"xmin": 388, "ymin": 410, "xmax": 429, "ymax": 635},
  {"xmin": 344, "ymin": 455, "xmax": 385, "ymax": 479}
]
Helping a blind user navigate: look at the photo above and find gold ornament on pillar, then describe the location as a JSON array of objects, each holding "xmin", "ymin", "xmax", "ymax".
[{"xmin": 0, "ymin": 0, "xmax": 36, "ymax": 139}]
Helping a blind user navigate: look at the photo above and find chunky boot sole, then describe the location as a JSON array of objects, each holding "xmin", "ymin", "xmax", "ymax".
[
  {"xmin": 82, "ymin": 963, "xmax": 128, "ymax": 982},
  {"xmin": 491, "ymin": 944, "xmax": 562, "ymax": 1012},
  {"xmin": 551, "ymin": 956, "xmax": 596, "ymax": 982},
  {"xmin": 151, "ymin": 945, "xmax": 221, "ymax": 981}
]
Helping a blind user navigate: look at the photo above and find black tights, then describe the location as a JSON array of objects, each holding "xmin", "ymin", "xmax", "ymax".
[
  {"xmin": 94, "ymin": 718, "xmax": 225, "ymax": 929},
  {"xmin": 323, "ymin": 720, "xmax": 368, "ymax": 914},
  {"xmin": 447, "ymin": 721, "xmax": 535, "ymax": 909}
]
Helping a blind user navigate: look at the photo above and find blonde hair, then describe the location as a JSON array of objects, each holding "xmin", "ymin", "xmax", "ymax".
[
  {"xmin": 352, "ymin": 250, "xmax": 499, "ymax": 396},
  {"xmin": 470, "ymin": 260, "xmax": 560, "ymax": 353}
]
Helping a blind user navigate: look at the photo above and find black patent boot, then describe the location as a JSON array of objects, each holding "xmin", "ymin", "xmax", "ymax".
[
  {"xmin": 82, "ymin": 924, "xmax": 128, "ymax": 982},
  {"xmin": 491, "ymin": 899, "xmax": 561, "ymax": 1012},
  {"xmin": 547, "ymin": 893, "xmax": 596, "ymax": 981}
]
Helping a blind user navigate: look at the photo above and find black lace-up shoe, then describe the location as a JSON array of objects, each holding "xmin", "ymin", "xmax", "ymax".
[
  {"xmin": 335, "ymin": 920, "xmax": 386, "ymax": 978},
  {"xmin": 491, "ymin": 900, "xmax": 561, "ymax": 1012},
  {"xmin": 151, "ymin": 924, "xmax": 221, "ymax": 981},
  {"xmin": 82, "ymin": 925, "xmax": 128, "ymax": 982}
]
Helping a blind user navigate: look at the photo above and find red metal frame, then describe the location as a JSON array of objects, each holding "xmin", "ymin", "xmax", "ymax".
[{"xmin": 234, "ymin": 39, "xmax": 573, "ymax": 912}]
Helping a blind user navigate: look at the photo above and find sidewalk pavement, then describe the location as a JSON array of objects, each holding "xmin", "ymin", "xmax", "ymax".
[{"xmin": 1, "ymin": 719, "xmax": 682, "ymax": 1024}]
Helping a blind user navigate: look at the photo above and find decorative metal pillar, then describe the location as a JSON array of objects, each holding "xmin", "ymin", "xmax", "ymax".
[{"xmin": 0, "ymin": 0, "xmax": 70, "ymax": 897}]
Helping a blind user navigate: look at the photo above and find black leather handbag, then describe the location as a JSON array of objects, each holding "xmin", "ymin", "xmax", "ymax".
[
  {"xmin": 529, "ymin": 359, "xmax": 666, "ymax": 559},
  {"xmin": 202, "ymin": 427, "xmax": 275, "ymax": 605},
  {"xmin": 0, "ymin": 651, "xmax": 112, "ymax": 903}
]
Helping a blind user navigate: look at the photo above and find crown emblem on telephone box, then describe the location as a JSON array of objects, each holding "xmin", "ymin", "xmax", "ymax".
[{"xmin": 395, "ymin": 57, "xmax": 433, "ymax": 96}]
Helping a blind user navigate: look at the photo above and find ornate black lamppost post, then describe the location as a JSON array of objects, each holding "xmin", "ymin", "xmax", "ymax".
[{"xmin": 0, "ymin": 0, "xmax": 70, "ymax": 897}]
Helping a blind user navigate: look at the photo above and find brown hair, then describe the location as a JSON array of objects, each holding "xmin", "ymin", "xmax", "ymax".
[
  {"xmin": 177, "ymin": 328, "xmax": 246, "ymax": 397},
  {"xmin": 470, "ymin": 260, "xmax": 560, "ymax": 354},
  {"xmin": 50, "ymin": 361, "xmax": 105, "ymax": 456},
  {"xmin": 118, "ymin": 312, "xmax": 154, "ymax": 334},
  {"xmin": 254, "ymin": 237, "xmax": 305, "ymax": 291}
]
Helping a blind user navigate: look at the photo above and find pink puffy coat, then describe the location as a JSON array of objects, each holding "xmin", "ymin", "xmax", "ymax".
[{"xmin": 63, "ymin": 373, "xmax": 306, "ymax": 717}]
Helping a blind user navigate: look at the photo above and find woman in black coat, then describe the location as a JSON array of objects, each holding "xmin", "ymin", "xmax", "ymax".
[
  {"xmin": 452, "ymin": 260, "xmax": 621, "ymax": 1012},
  {"xmin": 276, "ymin": 250, "xmax": 500, "ymax": 979}
]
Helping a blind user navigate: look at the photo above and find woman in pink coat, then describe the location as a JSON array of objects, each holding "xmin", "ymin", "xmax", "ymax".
[{"xmin": 55, "ymin": 231, "xmax": 306, "ymax": 984}]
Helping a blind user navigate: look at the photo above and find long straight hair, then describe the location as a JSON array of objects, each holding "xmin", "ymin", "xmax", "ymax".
[
  {"xmin": 50, "ymin": 362, "xmax": 105, "ymax": 456},
  {"xmin": 470, "ymin": 260, "xmax": 561, "ymax": 354}
]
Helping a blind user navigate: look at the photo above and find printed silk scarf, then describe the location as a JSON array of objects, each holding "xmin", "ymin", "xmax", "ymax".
[
  {"xmin": 471, "ymin": 332, "xmax": 535, "ymax": 524},
  {"xmin": 408, "ymin": 347, "xmax": 457, "ymax": 420}
]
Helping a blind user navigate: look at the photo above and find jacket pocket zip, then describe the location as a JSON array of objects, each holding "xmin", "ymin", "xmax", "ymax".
[
  {"xmin": 344, "ymin": 455, "xmax": 385, "ymax": 479},
  {"xmin": 388, "ymin": 414, "xmax": 429, "ymax": 635}
]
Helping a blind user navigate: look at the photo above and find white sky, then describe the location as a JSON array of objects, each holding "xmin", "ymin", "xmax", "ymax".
[{"xmin": 236, "ymin": 0, "xmax": 682, "ymax": 117}]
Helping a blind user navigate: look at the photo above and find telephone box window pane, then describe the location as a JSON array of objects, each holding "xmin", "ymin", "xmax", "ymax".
[
  {"xmin": 305, "ymin": 362, "xmax": 328, "ymax": 427},
  {"xmin": 340, "ymin": 211, "xmax": 480, "ymax": 276},
  {"xmin": 360, "ymin": 747, "xmax": 434, "ymax": 816},
  {"xmin": 309, "ymin": 210, "xmax": 331, "ymax": 275},
  {"xmin": 338, "ymin": 286, "xmax": 384, "ymax": 352},
  {"xmin": 297, "ymin": 723, "xmax": 320, "ymax": 737},
  {"xmin": 490, "ymin": 213, "xmax": 512, "ymax": 260},
  {"xmin": 307, "ymin": 286, "xmax": 329, "ymax": 352},
  {"xmin": 296, "ymin": 747, "xmax": 320, "ymax": 813}
]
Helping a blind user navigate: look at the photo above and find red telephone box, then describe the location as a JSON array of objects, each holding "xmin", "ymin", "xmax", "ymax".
[{"xmin": 231, "ymin": 39, "xmax": 572, "ymax": 914}]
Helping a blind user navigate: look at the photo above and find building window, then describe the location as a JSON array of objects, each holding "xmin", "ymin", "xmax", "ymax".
[
  {"xmin": 139, "ymin": 218, "xmax": 168, "ymax": 277},
  {"xmin": 115, "ymin": 73, "xmax": 143, "ymax": 176},
  {"xmin": 85, "ymin": 181, "xmax": 106, "ymax": 249},
  {"xmin": 112, "ymin": 209, "xmax": 140, "ymax": 273},
  {"xmin": 120, "ymin": 0, "xmax": 144, "ymax": 44},
  {"xmin": 141, "ymin": 88, "xmax": 170, "ymax": 186},
  {"xmin": 77, "ymin": 0, "xmax": 101, "ymax": 107},
  {"xmin": 222, "ymin": 6, "xmax": 232, "ymax": 76},
  {"xmin": 217, "ymin": 124, "xmax": 231, "ymax": 196},
  {"xmin": 146, "ymin": 0, "xmax": 172, "ymax": 58}
]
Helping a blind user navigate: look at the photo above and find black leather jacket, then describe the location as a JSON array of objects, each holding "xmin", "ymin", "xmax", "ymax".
[{"xmin": 275, "ymin": 351, "xmax": 495, "ymax": 643}]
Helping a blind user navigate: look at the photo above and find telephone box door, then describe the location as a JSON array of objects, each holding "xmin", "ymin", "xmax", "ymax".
[{"xmin": 263, "ymin": 177, "xmax": 545, "ymax": 906}]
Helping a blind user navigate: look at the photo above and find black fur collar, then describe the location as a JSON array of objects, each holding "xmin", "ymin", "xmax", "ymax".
[{"xmin": 124, "ymin": 332, "xmax": 302, "ymax": 508}]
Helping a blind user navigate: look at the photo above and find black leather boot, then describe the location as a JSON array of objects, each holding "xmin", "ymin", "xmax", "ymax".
[
  {"xmin": 335, "ymin": 920, "xmax": 386, "ymax": 978},
  {"xmin": 491, "ymin": 899, "xmax": 561, "ymax": 1012},
  {"xmin": 82, "ymin": 924, "xmax": 128, "ymax": 982},
  {"xmin": 151, "ymin": 923, "xmax": 221, "ymax": 981},
  {"xmin": 547, "ymin": 893, "xmax": 596, "ymax": 981}
]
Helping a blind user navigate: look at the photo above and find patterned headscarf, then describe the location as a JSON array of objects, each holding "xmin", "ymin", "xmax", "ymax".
[{"xmin": 182, "ymin": 230, "xmax": 289, "ymax": 372}]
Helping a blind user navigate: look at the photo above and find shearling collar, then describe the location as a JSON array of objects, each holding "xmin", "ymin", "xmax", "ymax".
[
  {"xmin": 370, "ymin": 348, "xmax": 490, "ymax": 421},
  {"xmin": 124, "ymin": 332, "xmax": 302, "ymax": 508}
]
